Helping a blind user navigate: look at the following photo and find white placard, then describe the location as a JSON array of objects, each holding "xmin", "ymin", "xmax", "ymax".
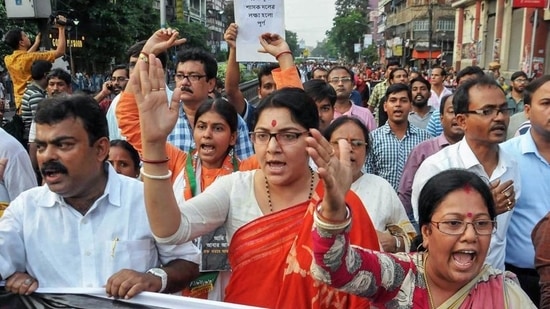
[{"xmin": 234, "ymin": 0, "xmax": 285, "ymax": 62}]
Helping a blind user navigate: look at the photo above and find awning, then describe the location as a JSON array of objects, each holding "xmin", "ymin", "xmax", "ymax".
[{"xmin": 411, "ymin": 50, "xmax": 442, "ymax": 59}]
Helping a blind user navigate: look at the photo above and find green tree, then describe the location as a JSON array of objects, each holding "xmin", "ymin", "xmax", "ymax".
[
  {"xmin": 285, "ymin": 30, "xmax": 299, "ymax": 56},
  {"xmin": 57, "ymin": 0, "xmax": 160, "ymax": 72},
  {"xmin": 326, "ymin": 10, "xmax": 368, "ymax": 61},
  {"xmin": 0, "ymin": 2, "xmax": 39, "ymax": 70},
  {"xmin": 1, "ymin": 0, "xmax": 160, "ymax": 73},
  {"xmin": 362, "ymin": 44, "xmax": 378, "ymax": 65},
  {"xmin": 335, "ymin": 0, "xmax": 370, "ymax": 18}
]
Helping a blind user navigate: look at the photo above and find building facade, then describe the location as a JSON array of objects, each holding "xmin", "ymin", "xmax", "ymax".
[
  {"xmin": 378, "ymin": 0, "xmax": 456, "ymax": 69},
  {"xmin": 452, "ymin": 0, "xmax": 548, "ymax": 78}
]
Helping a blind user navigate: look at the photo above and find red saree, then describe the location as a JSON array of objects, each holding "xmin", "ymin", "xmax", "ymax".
[{"xmin": 225, "ymin": 183, "xmax": 380, "ymax": 308}]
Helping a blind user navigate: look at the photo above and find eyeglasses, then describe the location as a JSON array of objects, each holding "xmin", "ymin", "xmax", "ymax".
[
  {"xmin": 175, "ymin": 74, "xmax": 207, "ymax": 82},
  {"xmin": 330, "ymin": 138, "xmax": 367, "ymax": 150},
  {"xmin": 328, "ymin": 77, "xmax": 352, "ymax": 84},
  {"xmin": 430, "ymin": 220, "xmax": 496, "ymax": 236},
  {"xmin": 249, "ymin": 131, "xmax": 308, "ymax": 145},
  {"xmin": 110, "ymin": 77, "xmax": 128, "ymax": 82},
  {"xmin": 513, "ymin": 78, "xmax": 528, "ymax": 83},
  {"xmin": 464, "ymin": 106, "xmax": 515, "ymax": 117}
]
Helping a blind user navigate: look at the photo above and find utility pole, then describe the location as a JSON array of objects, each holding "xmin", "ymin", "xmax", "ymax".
[
  {"xmin": 428, "ymin": 0, "xmax": 433, "ymax": 72},
  {"xmin": 160, "ymin": 0, "xmax": 166, "ymax": 28}
]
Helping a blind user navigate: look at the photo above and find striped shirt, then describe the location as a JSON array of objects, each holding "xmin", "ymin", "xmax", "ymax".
[{"xmin": 365, "ymin": 122, "xmax": 432, "ymax": 190}]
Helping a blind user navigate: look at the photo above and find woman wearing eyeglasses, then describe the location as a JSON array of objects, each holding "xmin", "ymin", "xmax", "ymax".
[
  {"xmin": 311, "ymin": 169, "xmax": 535, "ymax": 308},
  {"xmin": 323, "ymin": 116, "xmax": 416, "ymax": 253},
  {"xmin": 132, "ymin": 41, "xmax": 380, "ymax": 308}
]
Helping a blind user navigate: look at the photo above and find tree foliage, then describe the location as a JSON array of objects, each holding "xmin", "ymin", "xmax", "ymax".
[
  {"xmin": 53, "ymin": 0, "xmax": 160, "ymax": 73},
  {"xmin": 335, "ymin": 0, "xmax": 370, "ymax": 18},
  {"xmin": 0, "ymin": 2, "xmax": 39, "ymax": 70},
  {"xmin": 285, "ymin": 30, "xmax": 299, "ymax": 56},
  {"xmin": 326, "ymin": 10, "xmax": 369, "ymax": 61}
]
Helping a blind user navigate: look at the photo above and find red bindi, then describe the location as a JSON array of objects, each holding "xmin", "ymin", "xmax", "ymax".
[
  {"xmin": 271, "ymin": 120, "xmax": 277, "ymax": 127},
  {"xmin": 467, "ymin": 212, "xmax": 473, "ymax": 218}
]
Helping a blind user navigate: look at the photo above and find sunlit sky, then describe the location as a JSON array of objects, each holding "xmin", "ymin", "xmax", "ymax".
[{"xmin": 284, "ymin": 0, "xmax": 336, "ymax": 47}]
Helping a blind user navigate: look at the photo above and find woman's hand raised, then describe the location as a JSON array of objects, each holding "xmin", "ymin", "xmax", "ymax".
[
  {"xmin": 306, "ymin": 129, "xmax": 352, "ymax": 221},
  {"xmin": 129, "ymin": 54, "xmax": 181, "ymax": 145}
]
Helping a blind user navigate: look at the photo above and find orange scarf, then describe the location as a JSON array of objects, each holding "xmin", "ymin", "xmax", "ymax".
[{"xmin": 225, "ymin": 182, "xmax": 379, "ymax": 308}]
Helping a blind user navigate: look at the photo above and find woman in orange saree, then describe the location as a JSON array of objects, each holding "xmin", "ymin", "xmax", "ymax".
[{"xmin": 131, "ymin": 31, "xmax": 380, "ymax": 308}]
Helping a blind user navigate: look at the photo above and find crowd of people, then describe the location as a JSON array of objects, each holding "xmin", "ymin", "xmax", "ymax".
[{"xmin": 0, "ymin": 21, "xmax": 548, "ymax": 309}]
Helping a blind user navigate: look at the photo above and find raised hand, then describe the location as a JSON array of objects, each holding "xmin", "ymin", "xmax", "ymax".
[
  {"xmin": 258, "ymin": 32, "xmax": 291, "ymax": 57},
  {"xmin": 306, "ymin": 129, "xmax": 352, "ymax": 219},
  {"xmin": 142, "ymin": 28, "xmax": 187, "ymax": 55},
  {"xmin": 224, "ymin": 23, "xmax": 238, "ymax": 49},
  {"xmin": 129, "ymin": 54, "xmax": 181, "ymax": 144}
]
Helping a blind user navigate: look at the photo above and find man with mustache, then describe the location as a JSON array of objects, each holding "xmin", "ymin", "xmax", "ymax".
[
  {"xmin": 0, "ymin": 94, "xmax": 200, "ymax": 298},
  {"xmin": 46, "ymin": 68, "xmax": 72, "ymax": 98},
  {"xmin": 94, "ymin": 65, "xmax": 129, "ymax": 114},
  {"xmin": 365, "ymin": 83, "xmax": 431, "ymax": 191},
  {"xmin": 408, "ymin": 76, "xmax": 435, "ymax": 129},
  {"xmin": 26, "ymin": 68, "xmax": 73, "ymax": 181},
  {"xmin": 412, "ymin": 75, "xmax": 519, "ymax": 271}
]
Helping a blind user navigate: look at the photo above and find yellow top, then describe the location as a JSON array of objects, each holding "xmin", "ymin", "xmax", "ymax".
[{"xmin": 4, "ymin": 50, "xmax": 56, "ymax": 110}]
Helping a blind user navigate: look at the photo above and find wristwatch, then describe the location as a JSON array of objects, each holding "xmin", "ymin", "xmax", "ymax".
[{"xmin": 146, "ymin": 267, "xmax": 168, "ymax": 293}]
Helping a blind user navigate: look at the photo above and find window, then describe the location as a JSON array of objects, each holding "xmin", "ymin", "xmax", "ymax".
[
  {"xmin": 437, "ymin": 19, "xmax": 455, "ymax": 31},
  {"xmin": 413, "ymin": 20, "xmax": 429, "ymax": 31}
]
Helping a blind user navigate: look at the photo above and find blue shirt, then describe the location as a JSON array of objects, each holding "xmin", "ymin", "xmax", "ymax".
[
  {"xmin": 167, "ymin": 106, "xmax": 254, "ymax": 159},
  {"xmin": 365, "ymin": 123, "xmax": 432, "ymax": 190},
  {"xmin": 501, "ymin": 131, "xmax": 550, "ymax": 269},
  {"xmin": 425, "ymin": 110, "xmax": 442, "ymax": 137}
]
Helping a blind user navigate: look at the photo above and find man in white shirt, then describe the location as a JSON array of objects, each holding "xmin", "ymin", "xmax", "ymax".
[
  {"xmin": 428, "ymin": 66, "xmax": 453, "ymax": 110},
  {"xmin": 0, "ymin": 128, "xmax": 37, "ymax": 205},
  {"xmin": 412, "ymin": 75, "xmax": 520, "ymax": 271},
  {"xmin": 0, "ymin": 94, "xmax": 200, "ymax": 299}
]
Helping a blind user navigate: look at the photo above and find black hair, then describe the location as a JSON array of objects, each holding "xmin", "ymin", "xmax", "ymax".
[
  {"xmin": 311, "ymin": 67, "xmax": 328, "ymax": 78},
  {"xmin": 110, "ymin": 139, "xmax": 140, "ymax": 171},
  {"xmin": 254, "ymin": 87, "xmax": 319, "ymax": 130},
  {"xmin": 303, "ymin": 79, "xmax": 336, "ymax": 107},
  {"xmin": 389, "ymin": 67, "xmax": 408, "ymax": 82},
  {"xmin": 439, "ymin": 93, "xmax": 454, "ymax": 115},
  {"xmin": 384, "ymin": 83, "xmax": 412, "ymax": 102},
  {"xmin": 127, "ymin": 40, "xmax": 168, "ymax": 69},
  {"xmin": 31, "ymin": 60, "xmax": 53, "ymax": 80},
  {"xmin": 413, "ymin": 169, "xmax": 496, "ymax": 252},
  {"xmin": 34, "ymin": 94, "xmax": 108, "ymax": 146},
  {"xmin": 456, "ymin": 66, "xmax": 484, "ymax": 84},
  {"xmin": 327, "ymin": 66, "xmax": 354, "ymax": 81},
  {"xmin": 322, "ymin": 116, "xmax": 370, "ymax": 153},
  {"xmin": 47, "ymin": 68, "xmax": 72, "ymax": 86},
  {"xmin": 4, "ymin": 28, "xmax": 23, "ymax": 50},
  {"xmin": 453, "ymin": 75, "xmax": 503, "ymax": 114},
  {"xmin": 523, "ymin": 75, "xmax": 550, "ymax": 106},
  {"xmin": 257, "ymin": 63, "xmax": 280, "ymax": 86},
  {"xmin": 410, "ymin": 76, "xmax": 431, "ymax": 92},
  {"xmin": 387, "ymin": 60, "xmax": 400, "ymax": 68},
  {"xmin": 432, "ymin": 65, "xmax": 447, "ymax": 77},
  {"xmin": 195, "ymin": 98, "xmax": 238, "ymax": 133},
  {"xmin": 177, "ymin": 48, "xmax": 217, "ymax": 80},
  {"xmin": 111, "ymin": 64, "xmax": 129, "ymax": 77}
]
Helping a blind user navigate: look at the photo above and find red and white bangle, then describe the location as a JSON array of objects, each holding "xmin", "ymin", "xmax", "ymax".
[{"xmin": 313, "ymin": 205, "xmax": 351, "ymax": 231}]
